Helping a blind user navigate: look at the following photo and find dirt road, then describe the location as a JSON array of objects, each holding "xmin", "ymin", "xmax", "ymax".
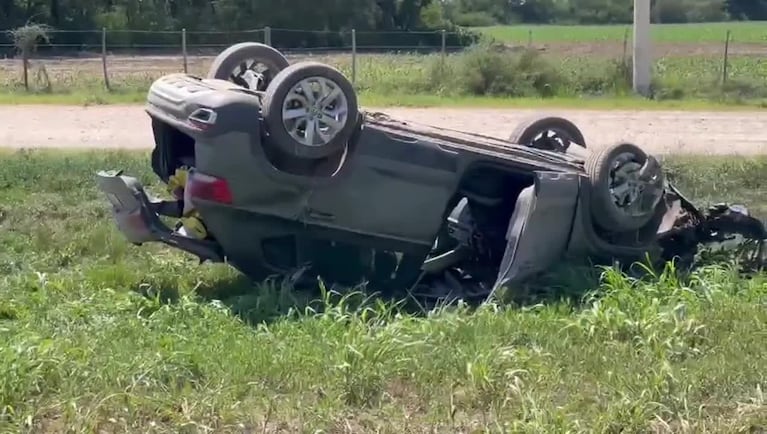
[{"xmin": 2, "ymin": 105, "xmax": 766, "ymax": 155}]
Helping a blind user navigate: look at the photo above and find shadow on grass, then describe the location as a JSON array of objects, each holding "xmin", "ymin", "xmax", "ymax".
[
  {"xmin": 134, "ymin": 282, "xmax": 181, "ymax": 305},
  {"xmin": 136, "ymin": 260, "xmax": 606, "ymax": 327},
  {"xmin": 194, "ymin": 273, "xmax": 319, "ymax": 325},
  {"xmin": 158, "ymin": 245, "xmax": 766, "ymax": 328},
  {"xmin": 495, "ymin": 261, "xmax": 604, "ymax": 307},
  {"xmin": 70, "ymin": 243, "xmax": 767, "ymax": 329},
  {"xmin": 125, "ymin": 271, "xmax": 314, "ymax": 325}
]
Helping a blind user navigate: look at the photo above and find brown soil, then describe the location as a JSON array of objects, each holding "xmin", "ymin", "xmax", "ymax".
[
  {"xmin": 2, "ymin": 105, "xmax": 766, "ymax": 155},
  {"xmin": 532, "ymin": 41, "xmax": 767, "ymax": 57}
]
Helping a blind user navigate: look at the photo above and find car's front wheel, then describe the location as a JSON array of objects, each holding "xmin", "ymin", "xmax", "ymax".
[{"xmin": 586, "ymin": 142, "xmax": 665, "ymax": 232}]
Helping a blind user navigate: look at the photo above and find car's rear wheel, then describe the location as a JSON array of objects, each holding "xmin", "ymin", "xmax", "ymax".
[
  {"xmin": 509, "ymin": 115, "xmax": 586, "ymax": 152},
  {"xmin": 262, "ymin": 61, "xmax": 359, "ymax": 159},
  {"xmin": 207, "ymin": 42, "xmax": 290, "ymax": 92},
  {"xmin": 586, "ymin": 142, "xmax": 664, "ymax": 232}
]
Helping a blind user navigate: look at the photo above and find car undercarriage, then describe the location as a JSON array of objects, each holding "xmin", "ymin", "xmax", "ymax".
[{"xmin": 95, "ymin": 42, "xmax": 767, "ymax": 301}]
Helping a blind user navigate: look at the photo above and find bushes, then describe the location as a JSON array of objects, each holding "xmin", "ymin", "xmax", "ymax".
[
  {"xmin": 410, "ymin": 43, "xmax": 766, "ymax": 104},
  {"xmin": 653, "ymin": 0, "xmax": 730, "ymax": 23},
  {"xmin": 421, "ymin": 44, "xmax": 565, "ymax": 98},
  {"xmin": 459, "ymin": 44, "xmax": 560, "ymax": 96},
  {"xmin": 419, "ymin": 42, "xmax": 633, "ymax": 98}
]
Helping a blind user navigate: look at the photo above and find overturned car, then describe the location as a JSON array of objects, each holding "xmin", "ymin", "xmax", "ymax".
[{"xmin": 96, "ymin": 42, "xmax": 767, "ymax": 299}]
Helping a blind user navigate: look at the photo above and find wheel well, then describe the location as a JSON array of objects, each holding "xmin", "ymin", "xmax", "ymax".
[
  {"xmin": 454, "ymin": 163, "xmax": 535, "ymax": 214},
  {"xmin": 440, "ymin": 163, "xmax": 535, "ymax": 259},
  {"xmin": 259, "ymin": 112, "xmax": 365, "ymax": 178}
]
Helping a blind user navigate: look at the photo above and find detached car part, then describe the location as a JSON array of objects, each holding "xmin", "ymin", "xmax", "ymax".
[{"xmin": 95, "ymin": 43, "xmax": 767, "ymax": 300}]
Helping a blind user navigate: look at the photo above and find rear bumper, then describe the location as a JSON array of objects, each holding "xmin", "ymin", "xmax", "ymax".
[{"xmin": 95, "ymin": 170, "xmax": 224, "ymax": 263}]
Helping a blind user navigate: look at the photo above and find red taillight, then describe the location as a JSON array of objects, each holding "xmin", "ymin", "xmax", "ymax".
[{"xmin": 187, "ymin": 171, "xmax": 232, "ymax": 204}]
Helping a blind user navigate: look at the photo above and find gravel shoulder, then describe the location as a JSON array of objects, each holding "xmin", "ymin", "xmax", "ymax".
[{"xmin": 2, "ymin": 105, "xmax": 766, "ymax": 155}]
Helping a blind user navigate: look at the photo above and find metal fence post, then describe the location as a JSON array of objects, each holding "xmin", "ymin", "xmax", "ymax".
[
  {"xmin": 101, "ymin": 27, "xmax": 110, "ymax": 90},
  {"xmin": 265, "ymin": 26, "xmax": 271, "ymax": 46},
  {"xmin": 182, "ymin": 28, "xmax": 188, "ymax": 73},
  {"xmin": 722, "ymin": 29, "xmax": 731, "ymax": 85},
  {"xmin": 351, "ymin": 29, "xmax": 357, "ymax": 84}
]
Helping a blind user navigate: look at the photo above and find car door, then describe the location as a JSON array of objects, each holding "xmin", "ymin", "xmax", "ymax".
[
  {"xmin": 301, "ymin": 129, "xmax": 461, "ymax": 251},
  {"xmin": 492, "ymin": 171, "xmax": 580, "ymax": 291}
]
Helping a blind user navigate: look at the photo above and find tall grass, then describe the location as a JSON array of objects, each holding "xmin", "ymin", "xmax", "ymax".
[{"xmin": 0, "ymin": 149, "xmax": 766, "ymax": 431}]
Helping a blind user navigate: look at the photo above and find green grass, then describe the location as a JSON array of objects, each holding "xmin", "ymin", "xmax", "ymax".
[
  {"xmin": 0, "ymin": 149, "xmax": 766, "ymax": 432},
  {"xmin": 2, "ymin": 44, "xmax": 767, "ymax": 108},
  {"xmin": 476, "ymin": 21, "xmax": 767, "ymax": 43}
]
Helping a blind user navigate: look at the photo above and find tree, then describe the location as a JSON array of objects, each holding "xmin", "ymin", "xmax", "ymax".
[
  {"xmin": 8, "ymin": 23, "xmax": 51, "ymax": 89},
  {"xmin": 726, "ymin": 0, "xmax": 767, "ymax": 19}
]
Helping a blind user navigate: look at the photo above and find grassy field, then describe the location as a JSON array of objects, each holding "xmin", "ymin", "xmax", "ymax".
[
  {"xmin": 477, "ymin": 21, "xmax": 767, "ymax": 43},
  {"xmin": 0, "ymin": 149, "xmax": 766, "ymax": 432},
  {"xmin": 1, "ymin": 29, "xmax": 766, "ymax": 108}
]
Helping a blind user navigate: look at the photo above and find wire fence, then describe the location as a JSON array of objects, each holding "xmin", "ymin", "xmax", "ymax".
[
  {"xmin": 0, "ymin": 26, "xmax": 765, "ymax": 95},
  {"xmin": 0, "ymin": 27, "xmax": 468, "ymax": 56}
]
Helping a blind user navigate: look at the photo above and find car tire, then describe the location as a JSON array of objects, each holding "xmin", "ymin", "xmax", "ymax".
[
  {"xmin": 509, "ymin": 115, "xmax": 586, "ymax": 152},
  {"xmin": 262, "ymin": 61, "xmax": 359, "ymax": 159},
  {"xmin": 206, "ymin": 42, "xmax": 289, "ymax": 91},
  {"xmin": 586, "ymin": 142, "xmax": 661, "ymax": 232}
]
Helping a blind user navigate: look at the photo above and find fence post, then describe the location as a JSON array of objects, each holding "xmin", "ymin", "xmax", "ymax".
[
  {"xmin": 441, "ymin": 29, "xmax": 446, "ymax": 58},
  {"xmin": 527, "ymin": 29, "xmax": 532, "ymax": 47},
  {"xmin": 22, "ymin": 51, "xmax": 28, "ymax": 90},
  {"xmin": 101, "ymin": 27, "xmax": 110, "ymax": 91},
  {"xmin": 722, "ymin": 29, "xmax": 731, "ymax": 85},
  {"xmin": 351, "ymin": 29, "xmax": 357, "ymax": 84},
  {"xmin": 182, "ymin": 28, "xmax": 188, "ymax": 73},
  {"xmin": 265, "ymin": 26, "xmax": 271, "ymax": 46},
  {"xmin": 622, "ymin": 27, "xmax": 629, "ymax": 65}
]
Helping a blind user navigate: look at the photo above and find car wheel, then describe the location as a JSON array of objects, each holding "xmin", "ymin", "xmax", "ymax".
[
  {"xmin": 206, "ymin": 42, "xmax": 290, "ymax": 92},
  {"xmin": 509, "ymin": 115, "xmax": 586, "ymax": 152},
  {"xmin": 586, "ymin": 142, "xmax": 664, "ymax": 232},
  {"xmin": 262, "ymin": 61, "xmax": 359, "ymax": 159}
]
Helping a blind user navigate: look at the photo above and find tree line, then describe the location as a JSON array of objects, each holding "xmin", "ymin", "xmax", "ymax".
[
  {"xmin": 1, "ymin": 0, "xmax": 478, "ymax": 51},
  {"xmin": 449, "ymin": 0, "xmax": 766, "ymax": 26},
  {"xmin": 0, "ymin": 0, "xmax": 764, "ymax": 51}
]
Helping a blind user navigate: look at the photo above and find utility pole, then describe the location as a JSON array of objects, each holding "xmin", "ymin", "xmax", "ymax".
[{"xmin": 633, "ymin": 0, "xmax": 652, "ymax": 96}]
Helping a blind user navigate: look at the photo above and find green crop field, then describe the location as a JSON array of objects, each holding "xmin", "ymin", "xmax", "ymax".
[
  {"xmin": 0, "ymin": 150, "xmax": 765, "ymax": 431},
  {"xmin": 476, "ymin": 21, "xmax": 767, "ymax": 43}
]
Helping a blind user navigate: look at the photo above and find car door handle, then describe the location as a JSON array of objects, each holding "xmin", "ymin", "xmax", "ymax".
[{"xmin": 307, "ymin": 208, "xmax": 335, "ymax": 221}]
